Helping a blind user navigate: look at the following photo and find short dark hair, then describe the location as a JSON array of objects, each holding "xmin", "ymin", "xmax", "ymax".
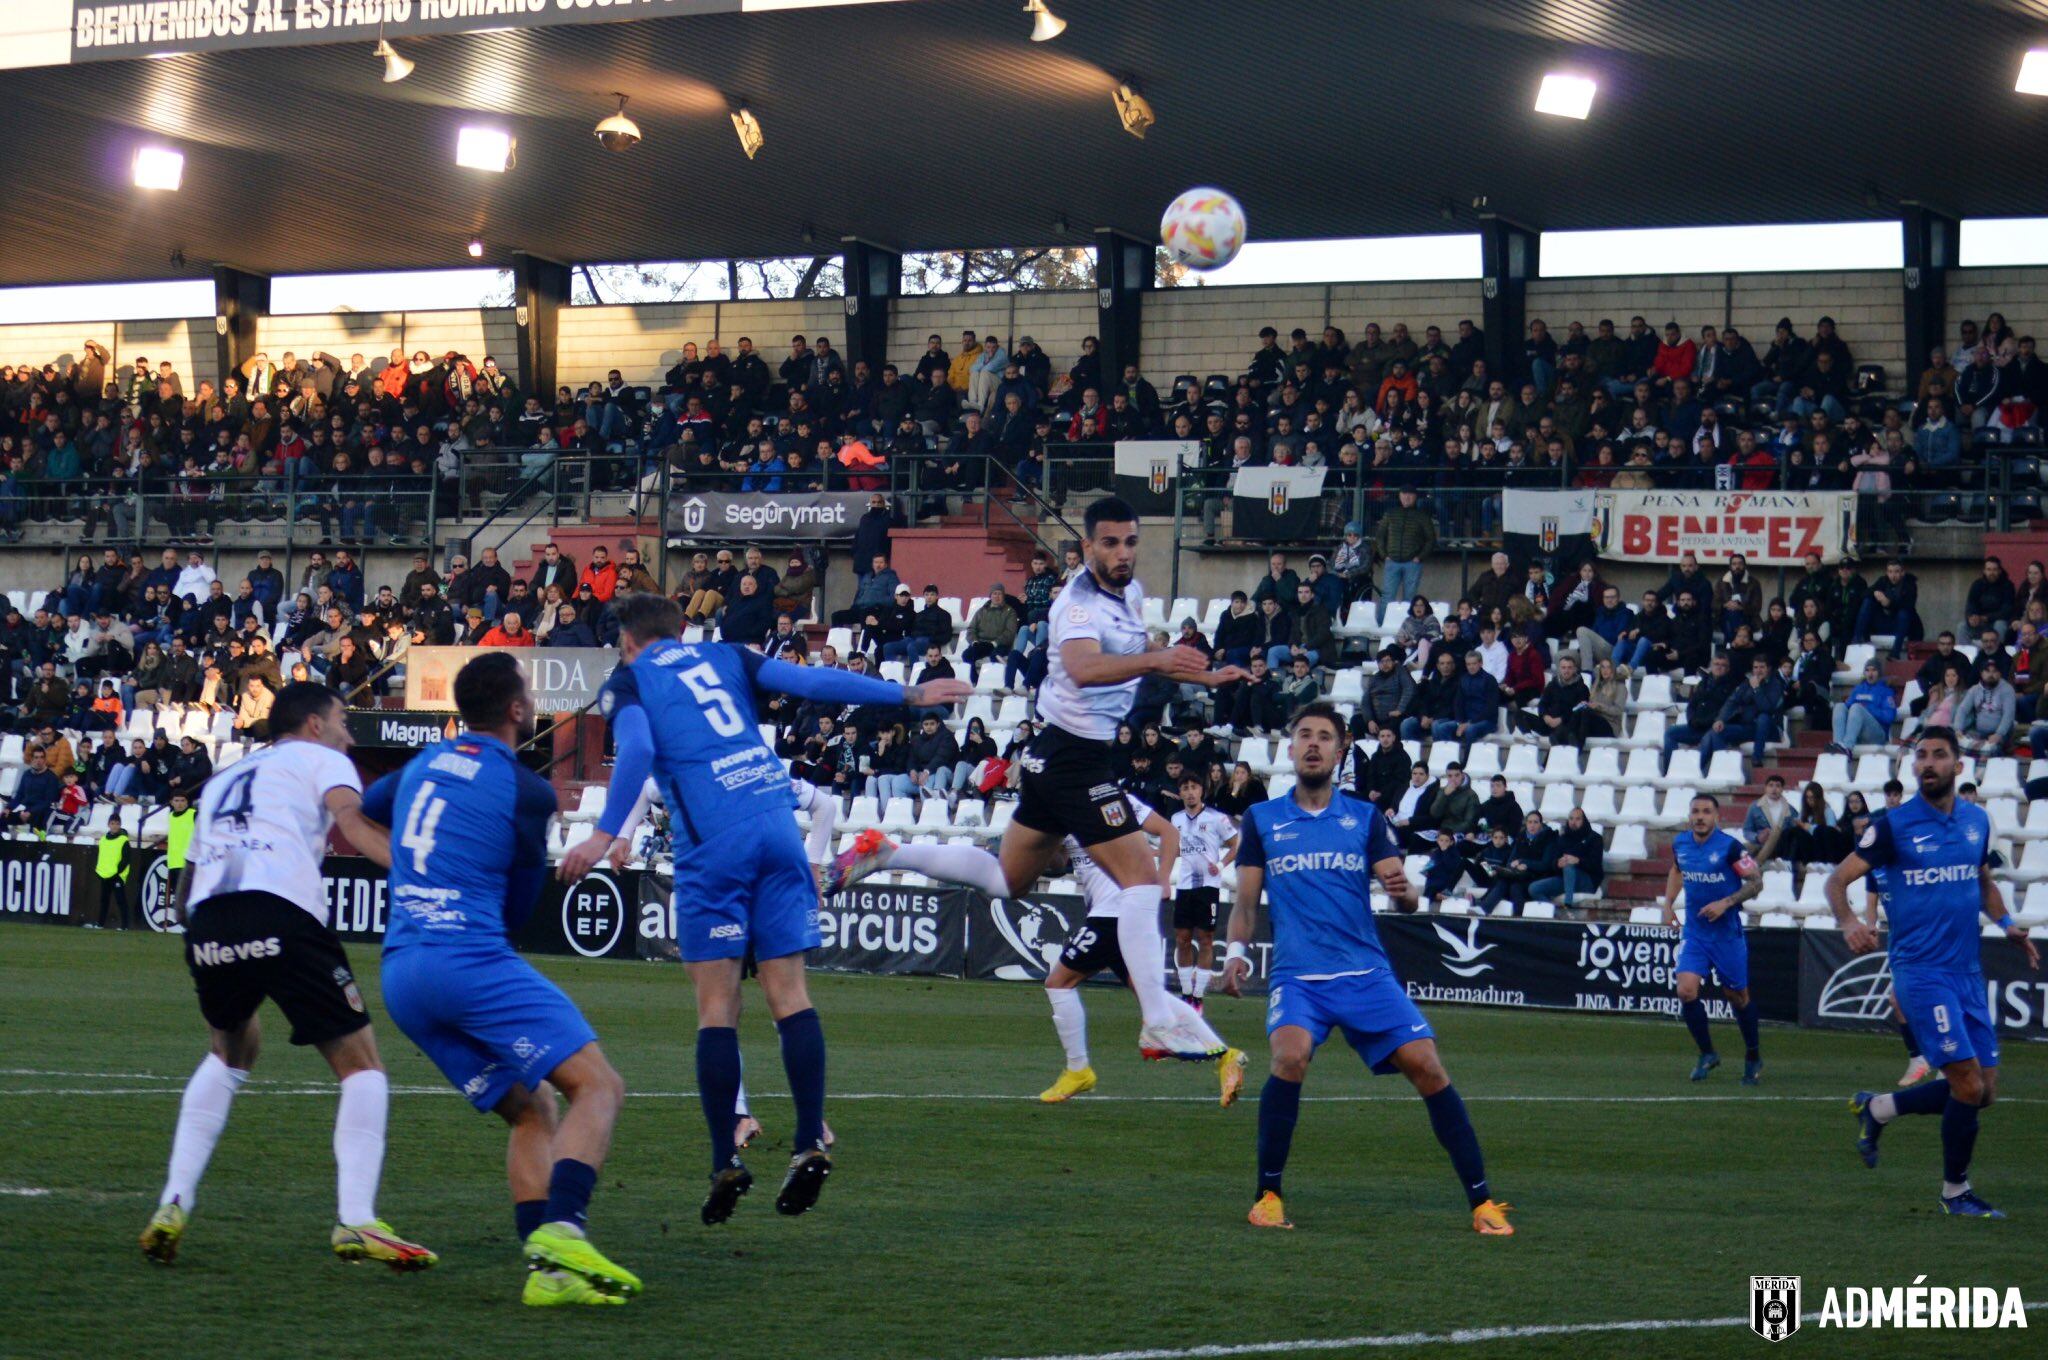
[
  {"xmin": 1288, "ymin": 701, "xmax": 1345, "ymax": 741},
  {"xmin": 1916, "ymin": 725, "xmax": 1960, "ymax": 757},
  {"xmin": 1883, "ymin": 779, "xmax": 1904, "ymax": 795},
  {"xmin": 1083, "ymin": 496, "xmax": 1137, "ymax": 537},
  {"xmin": 614, "ymin": 592, "xmax": 682, "ymax": 644},
  {"xmin": 454, "ymin": 651, "xmax": 526, "ymax": 731},
  {"xmin": 1691, "ymin": 792, "xmax": 1721, "ymax": 809},
  {"xmin": 270, "ymin": 681, "xmax": 341, "ymax": 738},
  {"xmin": 1179, "ymin": 774, "xmax": 1205, "ymax": 789}
]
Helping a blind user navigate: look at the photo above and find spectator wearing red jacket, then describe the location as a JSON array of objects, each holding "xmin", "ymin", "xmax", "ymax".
[
  {"xmin": 1066, "ymin": 388, "xmax": 1108, "ymax": 441},
  {"xmin": 577, "ymin": 545, "xmax": 619, "ymax": 602},
  {"xmin": 1503, "ymin": 629, "xmax": 1548, "ymax": 706},
  {"xmin": 1651, "ymin": 322, "xmax": 1697, "ymax": 393},
  {"xmin": 479, "ymin": 611, "xmax": 536, "ymax": 647}
]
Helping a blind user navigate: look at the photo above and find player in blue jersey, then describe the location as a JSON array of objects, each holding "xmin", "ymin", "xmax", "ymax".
[
  {"xmin": 360, "ymin": 653, "xmax": 639, "ymax": 1307},
  {"xmin": 555, "ymin": 593, "xmax": 970, "ymax": 1226},
  {"xmin": 1218, "ymin": 702, "xmax": 1514, "ymax": 1237},
  {"xmin": 1659, "ymin": 794, "xmax": 1766, "ymax": 1084},
  {"xmin": 1828, "ymin": 728, "xmax": 2039, "ymax": 1219}
]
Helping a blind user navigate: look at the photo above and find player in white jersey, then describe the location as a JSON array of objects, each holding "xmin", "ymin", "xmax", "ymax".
[
  {"xmin": 1039, "ymin": 794, "xmax": 1247, "ymax": 1105},
  {"xmin": 829, "ymin": 497, "xmax": 1247, "ymax": 1059},
  {"xmin": 604, "ymin": 772, "xmax": 839, "ymax": 1150},
  {"xmin": 140, "ymin": 683, "xmax": 436, "ymax": 1271},
  {"xmin": 1169, "ymin": 774, "xmax": 1239, "ymax": 1010}
]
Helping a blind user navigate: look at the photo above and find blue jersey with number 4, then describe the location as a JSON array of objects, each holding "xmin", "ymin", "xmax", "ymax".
[
  {"xmin": 1859, "ymin": 797, "xmax": 1993, "ymax": 972},
  {"xmin": 364, "ymin": 733, "xmax": 558, "ymax": 954},
  {"xmin": 1236, "ymin": 791, "xmax": 1403, "ymax": 980}
]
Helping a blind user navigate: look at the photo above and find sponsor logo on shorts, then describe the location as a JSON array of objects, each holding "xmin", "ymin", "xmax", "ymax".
[
  {"xmin": 189, "ymin": 937, "xmax": 282, "ymax": 966},
  {"xmin": 562, "ymin": 870, "xmax": 627, "ymax": 958},
  {"xmin": 708, "ymin": 922, "xmax": 745, "ymax": 940},
  {"xmin": 1087, "ymin": 783, "xmax": 1119, "ymax": 800},
  {"xmin": 512, "ymin": 1036, "xmax": 537, "ymax": 1060}
]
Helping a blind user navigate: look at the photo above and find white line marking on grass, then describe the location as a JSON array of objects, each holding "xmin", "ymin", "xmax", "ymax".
[
  {"xmin": 0, "ymin": 1185, "xmax": 145, "ymax": 1201},
  {"xmin": 977, "ymin": 1304, "xmax": 2048, "ymax": 1359},
  {"xmin": 0, "ymin": 1069, "xmax": 186, "ymax": 1079}
]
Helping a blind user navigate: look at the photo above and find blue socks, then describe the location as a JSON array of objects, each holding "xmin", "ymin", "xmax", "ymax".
[
  {"xmin": 1893, "ymin": 1077, "xmax": 1951, "ymax": 1118},
  {"xmin": 1256, "ymin": 1075, "xmax": 1301, "ymax": 1197},
  {"xmin": 1735, "ymin": 1002, "xmax": 1760, "ymax": 1061},
  {"xmin": 515, "ymin": 1199, "xmax": 547, "ymax": 1240},
  {"xmin": 1941, "ymin": 1095, "xmax": 1980, "ymax": 1186},
  {"xmin": 777, "ymin": 1008, "xmax": 828, "ymax": 1153},
  {"xmin": 1898, "ymin": 1021, "xmax": 1919, "ymax": 1058},
  {"xmin": 544, "ymin": 1158, "xmax": 597, "ymax": 1229},
  {"xmin": 697, "ymin": 1026, "xmax": 744, "ymax": 1172},
  {"xmin": 1423, "ymin": 1085, "xmax": 1490, "ymax": 1208},
  {"xmin": 1679, "ymin": 999, "xmax": 1714, "ymax": 1055}
]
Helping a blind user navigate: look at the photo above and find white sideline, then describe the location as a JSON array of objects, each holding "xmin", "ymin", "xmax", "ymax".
[{"xmin": 978, "ymin": 1305, "xmax": 2048, "ymax": 1360}]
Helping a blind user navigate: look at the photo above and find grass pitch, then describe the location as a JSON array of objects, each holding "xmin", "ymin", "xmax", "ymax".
[{"xmin": 1, "ymin": 927, "xmax": 2042, "ymax": 1359}]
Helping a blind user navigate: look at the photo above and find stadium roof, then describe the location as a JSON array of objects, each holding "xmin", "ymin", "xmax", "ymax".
[{"xmin": 4, "ymin": 0, "xmax": 2048, "ymax": 288}]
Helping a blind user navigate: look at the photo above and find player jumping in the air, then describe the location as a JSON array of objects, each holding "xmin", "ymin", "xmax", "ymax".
[
  {"xmin": 557, "ymin": 594, "xmax": 969, "ymax": 1227},
  {"xmin": 1660, "ymin": 794, "xmax": 1765, "ymax": 1084},
  {"xmin": 1218, "ymin": 702, "xmax": 1512, "ymax": 1237},
  {"xmin": 361, "ymin": 653, "xmax": 639, "ymax": 1307},
  {"xmin": 1831, "ymin": 728, "xmax": 2040, "ymax": 1219},
  {"xmin": 1038, "ymin": 793, "xmax": 1247, "ymax": 1106},
  {"xmin": 140, "ymin": 683, "xmax": 435, "ymax": 1270},
  {"xmin": 829, "ymin": 496, "xmax": 1247, "ymax": 1060},
  {"xmin": 1170, "ymin": 773, "xmax": 1238, "ymax": 1010}
]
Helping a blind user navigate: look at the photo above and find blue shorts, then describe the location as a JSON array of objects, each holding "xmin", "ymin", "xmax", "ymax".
[
  {"xmin": 380, "ymin": 947, "xmax": 598, "ymax": 1112},
  {"xmin": 671, "ymin": 811, "xmax": 820, "ymax": 964},
  {"xmin": 1892, "ymin": 964, "xmax": 1998, "ymax": 1070},
  {"xmin": 1266, "ymin": 970, "xmax": 1434, "ymax": 1075},
  {"xmin": 1677, "ymin": 929, "xmax": 1749, "ymax": 991}
]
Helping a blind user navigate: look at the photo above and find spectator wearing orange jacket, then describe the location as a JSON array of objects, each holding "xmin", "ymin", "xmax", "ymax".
[
  {"xmin": 577, "ymin": 546, "xmax": 619, "ymax": 602},
  {"xmin": 479, "ymin": 611, "xmax": 536, "ymax": 647}
]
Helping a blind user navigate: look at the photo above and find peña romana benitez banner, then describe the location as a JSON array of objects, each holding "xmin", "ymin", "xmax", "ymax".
[{"xmin": 1591, "ymin": 489, "xmax": 1856, "ymax": 566}]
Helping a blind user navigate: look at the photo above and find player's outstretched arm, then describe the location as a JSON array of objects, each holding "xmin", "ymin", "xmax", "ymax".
[
  {"xmin": 1981, "ymin": 865, "xmax": 2040, "ymax": 970},
  {"xmin": 560, "ymin": 704, "xmax": 655, "ymax": 882},
  {"xmin": 1373, "ymin": 855, "xmax": 1419, "ymax": 913},
  {"xmin": 328, "ymin": 787, "xmax": 392, "ymax": 869},
  {"xmin": 1826, "ymin": 853, "xmax": 1879, "ymax": 953},
  {"xmin": 748, "ymin": 653, "xmax": 970, "ymax": 711},
  {"xmin": 1219, "ymin": 863, "xmax": 1262, "ymax": 997}
]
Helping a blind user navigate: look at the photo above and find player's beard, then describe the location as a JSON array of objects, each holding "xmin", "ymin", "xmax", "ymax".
[
  {"xmin": 1088, "ymin": 551, "xmax": 1133, "ymax": 588},
  {"xmin": 1294, "ymin": 765, "xmax": 1332, "ymax": 793},
  {"xmin": 1917, "ymin": 768, "xmax": 1954, "ymax": 802}
]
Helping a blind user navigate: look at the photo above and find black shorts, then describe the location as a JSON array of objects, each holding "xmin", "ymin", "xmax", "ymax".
[
  {"xmin": 1055, "ymin": 914, "xmax": 1130, "ymax": 981},
  {"xmin": 184, "ymin": 891, "xmax": 371, "ymax": 1048},
  {"xmin": 1171, "ymin": 887, "xmax": 1220, "ymax": 932},
  {"xmin": 1013, "ymin": 724, "xmax": 1136, "ymax": 847}
]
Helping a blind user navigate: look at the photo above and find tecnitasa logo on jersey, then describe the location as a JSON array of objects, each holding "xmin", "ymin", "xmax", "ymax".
[{"xmin": 562, "ymin": 870, "xmax": 626, "ymax": 958}]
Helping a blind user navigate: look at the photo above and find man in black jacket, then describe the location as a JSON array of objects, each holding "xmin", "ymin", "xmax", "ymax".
[
  {"xmin": 852, "ymin": 494, "xmax": 897, "ymax": 579},
  {"xmin": 1851, "ymin": 559, "xmax": 1919, "ymax": 656},
  {"xmin": 1349, "ymin": 724, "xmax": 1413, "ymax": 809},
  {"xmin": 1655, "ymin": 551, "xmax": 1712, "ymax": 607},
  {"xmin": 1517, "ymin": 653, "xmax": 1592, "ymax": 742},
  {"xmin": 1661, "ymin": 653, "xmax": 1738, "ymax": 772}
]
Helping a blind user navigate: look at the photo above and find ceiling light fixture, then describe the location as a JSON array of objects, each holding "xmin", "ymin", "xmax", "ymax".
[
  {"xmin": 1534, "ymin": 72, "xmax": 1596, "ymax": 119},
  {"xmin": 455, "ymin": 126, "xmax": 515, "ymax": 172},
  {"xmin": 1113, "ymin": 82, "xmax": 1154, "ymax": 139},
  {"xmin": 595, "ymin": 94, "xmax": 642, "ymax": 152},
  {"xmin": 2019, "ymin": 49, "xmax": 2048, "ymax": 96},
  {"xmin": 374, "ymin": 36, "xmax": 413, "ymax": 82},
  {"xmin": 1024, "ymin": 0, "xmax": 1065, "ymax": 42},
  {"xmin": 133, "ymin": 146, "xmax": 184, "ymax": 191},
  {"xmin": 467, "ymin": 239, "xmax": 485, "ymax": 259},
  {"xmin": 731, "ymin": 106, "xmax": 765, "ymax": 159}
]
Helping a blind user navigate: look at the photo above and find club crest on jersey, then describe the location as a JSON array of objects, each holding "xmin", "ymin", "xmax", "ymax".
[
  {"xmin": 1339, "ymin": 816, "xmax": 1358, "ymax": 830},
  {"xmin": 1102, "ymin": 801, "xmax": 1128, "ymax": 828},
  {"xmin": 1067, "ymin": 604, "xmax": 1090, "ymax": 624},
  {"xmin": 1964, "ymin": 828, "xmax": 1982, "ymax": 845}
]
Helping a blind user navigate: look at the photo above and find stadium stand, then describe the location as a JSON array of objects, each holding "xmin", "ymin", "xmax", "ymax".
[{"xmin": 3, "ymin": 302, "xmax": 2044, "ymax": 933}]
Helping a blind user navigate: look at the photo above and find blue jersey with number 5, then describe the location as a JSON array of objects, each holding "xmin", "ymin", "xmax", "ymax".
[{"xmin": 365, "ymin": 733, "xmax": 558, "ymax": 954}]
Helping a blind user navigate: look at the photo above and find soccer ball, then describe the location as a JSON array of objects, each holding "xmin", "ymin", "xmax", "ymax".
[{"xmin": 1159, "ymin": 187, "xmax": 1246, "ymax": 270}]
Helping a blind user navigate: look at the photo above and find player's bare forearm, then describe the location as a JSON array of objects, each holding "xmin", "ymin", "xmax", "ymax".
[
  {"xmin": 334, "ymin": 806, "xmax": 392, "ymax": 869},
  {"xmin": 1981, "ymin": 866, "xmax": 2041, "ymax": 968},
  {"xmin": 1827, "ymin": 854, "xmax": 1880, "ymax": 952},
  {"xmin": 1661, "ymin": 865, "xmax": 1681, "ymax": 926},
  {"xmin": 1154, "ymin": 822, "xmax": 1179, "ymax": 895},
  {"xmin": 1220, "ymin": 866, "xmax": 1262, "ymax": 996},
  {"xmin": 1060, "ymin": 639, "xmax": 1169, "ymax": 688},
  {"xmin": 1374, "ymin": 854, "xmax": 1419, "ymax": 912}
]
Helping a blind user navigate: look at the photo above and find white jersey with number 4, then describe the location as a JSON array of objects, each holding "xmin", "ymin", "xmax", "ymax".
[
  {"xmin": 1037, "ymin": 570, "xmax": 1149, "ymax": 741},
  {"xmin": 1171, "ymin": 806, "xmax": 1237, "ymax": 890},
  {"xmin": 186, "ymin": 740, "xmax": 362, "ymax": 923}
]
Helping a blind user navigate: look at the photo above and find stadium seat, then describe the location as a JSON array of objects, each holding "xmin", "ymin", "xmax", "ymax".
[
  {"xmin": 846, "ymin": 795, "xmax": 882, "ymax": 828},
  {"xmin": 1464, "ymin": 744, "xmax": 1504, "ymax": 781},
  {"xmin": 1326, "ymin": 670, "xmax": 1364, "ymax": 705},
  {"xmin": 1538, "ymin": 782, "xmax": 1576, "ymax": 820},
  {"xmin": 1438, "ymin": 897, "xmax": 1471, "ymax": 916},
  {"xmin": 1809, "ymin": 751, "xmax": 1851, "ymax": 788},
  {"xmin": 1849, "ymin": 754, "xmax": 1893, "ymax": 793},
  {"xmin": 994, "ymin": 695, "xmax": 1032, "ymax": 726},
  {"xmin": 1540, "ymin": 745, "xmax": 1581, "ymax": 786},
  {"xmin": 563, "ymin": 786, "xmax": 606, "ymax": 823},
  {"xmin": 1581, "ymin": 749, "xmax": 1623, "ymax": 783},
  {"xmin": 878, "ymin": 661, "xmax": 907, "ymax": 685},
  {"xmin": 2018, "ymin": 840, "xmax": 2048, "ymax": 876},
  {"xmin": 1659, "ymin": 750, "xmax": 1704, "ymax": 789},
  {"xmin": 1796, "ymin": 872, "xmax": 1833, "ymax": 913},
  {"xmin": 0, "ymin": 768, "xmax": 18, "ymax": 800},
  {"xmin": 1269, "ymin": 773, "xmax": 1297, "ymax": 799},
  {"xmin": 1979, "ymin": 758, "xmax": 2022, "ymax": 798},
  {"xmin": 1619, "ymin": 748, "xmax": 1662, "ymax": 787},
  {"xmin": 940, "ymin": 597, "xmax": 966, "ymax": 628},
  {"xmin": 952, "ymin": 800, "xmax": 987, "ymax": 829},
  {"xmin": 987, "ymin": 803, "xmax": 1016, "ymax": 835},
  {"xmin": 1427, "ymin": 742, "xmax": 1461, "ymax": 777},
  {"xmin": 1702, "ymin": 751, "xmax": 1745, "ymax": 789},
  {"xmin": 1201, "ymin": 598, "xmax": 1231, "ymax": 634},
  {"xmin": 1986, "ymin": 798, "xmax": 2022, "ymax": 837},
  {"xmin": 1334, "ymin": 601, "xmax": 1374, "ymax": 638},
  {"xmin": 0, "ymin": 735, "xmax": 22, "ymax": 767},
  {"xmin": 2018, "ymin": 800, "xmax": 2048, "ymax": 841},
  {"xmin": 2022, "ymin": 883, "xmax": 2048, "ymax": 925},
  {"xmin": 1502, "ymin": 745, "xmax": 1542, "ymax": 781},
  {"xmin": 1623, "ymin": 710, "xmax": 1667, "ymax": 750},
  {"xmin": 1522, "ymin": 901, "xmax": 1558, "ymax": 920},
  {"xmin": 973, "ymin": 666, "xmax": 1005, "ymax": 694},
  {"xmin": 1657, "ymin": 789, "xmax": 1696, "ymax": 826},
  {"xmin": 1803, "ymin": 914, "xmax": 1839, "ymax": 930},
  {"xmin": 1757, "ymin": 870, "xmax": 1797, "ymax": 909},
  {"xmin": 962, "ymin": 695, "xmax": 995, "ymax": 727},
  {"xmin": 1759, "ymin": 912, "xmax": 1797, "ymax": 930},
  {"xmin": 1629, "ymin": 674, "xmax": 1674, "ymax": 711},
  {"xmin": 1628, "ymin": 906, "xmax": 1663, "ymax": 925},
  {"xmin": 1141, "ymin": 597, "xmax": 1169, "ymax": 630},
  {"xmin": 1170, "ymin": 597, "xmax": 1198, "ymax": 627},
  {"xmin": 826, "ymin": 626, "xmax": 854, "ymax": 655},
  {"xmin": 1607, "ymin": 824, "xmax": 1648, "ymax": 864},
  {"xmin": 915, "ymin": 800, "xmax": 951, "ymax": 833},
  {"xmin": 1617, "ymin": 785, "xmax": 1661, "ymax": 825},
  {"xmin": 1834, "ymin": 644, "xmax": 1875, "ymax": 685}
]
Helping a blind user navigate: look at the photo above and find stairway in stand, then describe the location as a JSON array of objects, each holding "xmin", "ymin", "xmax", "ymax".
[
  {"xmin": 505, "ymin": 516, "xmax": 655, "ymax": 586},
  {"xmin": 887, "ymin": 509, "xmax": 1049, "ymax": 600}
]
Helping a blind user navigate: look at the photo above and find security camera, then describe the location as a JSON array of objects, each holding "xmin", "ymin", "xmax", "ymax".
[{"xmin": 595, "ymin": 95, "xmax": 641, "ymax": 153}]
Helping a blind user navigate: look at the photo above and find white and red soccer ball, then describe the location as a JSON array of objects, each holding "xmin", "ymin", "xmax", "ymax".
[{"xmin": 1159, "ymin": 187, "xmax": 1246, "ymax": 270}]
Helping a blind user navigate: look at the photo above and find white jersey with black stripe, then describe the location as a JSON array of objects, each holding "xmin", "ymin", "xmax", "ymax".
[
  {"xmin": 186, "ymin": 740, "xmax": 361, "ymax": 924},
  {"xmin": 1037, "ymin": 570, "xmax": 1149, "ymax": 741}
]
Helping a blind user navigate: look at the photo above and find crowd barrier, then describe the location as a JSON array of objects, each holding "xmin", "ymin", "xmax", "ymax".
[{"xmin": 5, "ymin": 838, "xmax": 2041, "ymax": 1042}]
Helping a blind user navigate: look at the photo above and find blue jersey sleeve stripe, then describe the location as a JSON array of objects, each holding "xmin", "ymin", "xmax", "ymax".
[
  {"xmin": 752, "ymin": 654, "xmax": 905, "ymax": 708},
  {"xmin": 598, "ymin": 705, "xmax": 656, "ymax": 838}
]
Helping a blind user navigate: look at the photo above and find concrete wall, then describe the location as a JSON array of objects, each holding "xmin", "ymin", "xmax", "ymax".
[
  {"xmin": 1947, "ymin": 267, "xmax": 2048, "ymax": 348},
  {"xmin": 890, "ymin": 292, "xmax": 1096, "ymax": 378},
  {"xmin": 555, "ymin": 300, "xmax": 844, "ymax": 388},
  {"xmin": 256, "ymin": 309, "xmax": 518, "ymax": 382},
  {"xmin": 0, "ymin": 318, "xmax": 214, "ymax": 391},
  {"xmin": 1141, "ymin": 280, "xmax": 1486, "ymax": 381}
]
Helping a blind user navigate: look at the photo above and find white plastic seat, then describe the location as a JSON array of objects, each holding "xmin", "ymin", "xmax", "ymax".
[
  {"xmin": 1326, "ymin": 670, "xmax": 1364, "ymax": 704},
  {"xmin": 952, "ymin": 800, "xmax": 987, "ymax": 828},
  {"xmin": 846, "ymin": 795, "xmax": 882, "ymax": 829},
  {"xmin": 961, "ymin": 695, "xmax": 995, "ymax": 727},
  {"xmin": 1986, "ymin": 798, "xmax": 2022, "ymax": 837},
  {"xmin": 1979, "ymin": 758, "xmax": 2022, "ymax": 798},
  {"xmin": 1659, "ymin": 750, "xmax": 1704, "ymax": 789},
  {"xmin": 1847, "ymin": 754, "xmax": 1891, "ymax": 793},
  {"xmin": 986, "ymin": 803, "xmax": 1016, "ymax": 835},
  {"xmin": 1537, "ymin": 782, "xmax": 1576, "ymax": 820},
  {"xmin": 1522, "ymin": 901, "xmax": 1558, "ymax": 920},
  {"xmin": 1579, "ymin": 783, "xmax": 1620, "ymax": 823},
  {"xmin": 563, "ymin": 786, "xmax": 607, "ymax": 823},
  {"xmin": 1169, "ymin": 597, "xmax": 1198, "ymax": 628},
  {"xmin": 878, "ymin": 798, "xmax": 917, "ymax": 832},
  {"xmin": 1629, "ymin": 674, "xmax": 1674, "ymax": 711},
  {"xmin": 1463, "ymin": 744, "xmax": 1503, "ymax": 781},
  {"xmin": 0, "ymin": 735, "xmax": 22, "ymax": 767},
  {"xmin": 1622, "ymin": 710, "xmax": 1666, "ymax": 749},
  {"xmin": 1580, "ymin": 749, "xmax": 1623, "ymax": 783},
  {"xmin": 2016, "ymin": 841, "xmax": 2048, "ymax": 876},
  {"xmin": 1620, "ymin": 748, "xmax": 1663, "ymax": 787},
  {"xmin": 1756, "ymin": 869, "xmax": 1797, "ymax": 909},
  {"xmin": 915, "ymin": 800, "xmax": 952, "ymax": 832},
  {"xmin": 1759, "ymin": 912, "xmax": 1797, "ymax": 930},
  {"xmin": 1607, "ymin": 824, "xmax": 1648, "ymax": 864},
  {"xmin": 1702, "ymin": 750, "xmax": 1746, "ymax": 789},
  {"xmin": 1502, "ymin": 745, "xmax": 1542, "ymax": 781},
  {"xmin": 1438, "ymin": 897, "xmax": 1471, "ymax": 916},
  {"xmin": 1426, "ymin": 741, "xmax": 1460, "ymax": 777},
  {"xmin": 2020, "ymin": 882, "xmax": 2048, "ymax": 924},
  {"xmin": 0, "ymin": 768, "xmax": 18, "ymax": 799},
  {"xmin": 1141, "ymin": 597, "xmax": 1169, "ymax": 630},
  {"xmin": 1628, "ymin": 906, "xmax": 1663, "ymax": 925},
  {"xmin": 1796, "ymin": 872, "xmax": 1833, "ymax": 913},
  {"xmin": 1531, "ymin": 748, "xmax": 1580, "ymax": 791},
  {"xmin": 878, "ymin": 661, "xmax": 908, "ymax": 685},
  {"xmin": 1657, "ymin": 788, "xmax": 1696, "ymax": 826},
  {"xmin": 826, "ymin": 626, "xmax": 855, "ymax": 655},
  {"xmin": 939, "ymin": 596, "xmax": 966, "ymax": 629},
  {"xmin": 1617, "ymin": 785, "xmax": 1661, "ymax": 825},
  {"xmin": 994, "ymin": 695, "xmax": 1031, "ymax": 726},
  {"xmin": 973, "ymin": 666, "xmax": 1005, "ymax": 693},
  {"xmin": 1335, "ymin": 601, "xmax": 1374, "ymax": 638},
  {"xmin": 1201, "ymin": 598, "xmax": 1232, "ymax": 634},
  {"xmin": 1833, "ymin": 643, "xmax": 1875, "ymax": 684}
]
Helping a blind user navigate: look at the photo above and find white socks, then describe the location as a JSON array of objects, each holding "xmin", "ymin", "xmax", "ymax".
[
  {"xmin": 333, "ymin": 1069, "xmax": 389, "ymax": 1227},
  {"xmin": 1047, "ymin": 988, "xmax": 1090, "ymax": 1071},
  {"xmin": 1176, "ymin": 965, "xmax": 1196, "ymax": 996},
  {"xmin": 734, "ymin": 1079, "xmax": 750, "ymax": 1118},
  {"xmin": 1111, "ymin": 887, "xmax": 1174, "ymax": 1029},
  {"xmin": 1192, "ymin": 968, "xmax": 1210, "ymax": 999},
  {"xmin": 882, "ymin": 841, "xmax": 1014, "ymax": 899},
  {"xmin": 803, "ymin": 797, "xmax": 839, "ymax": 868},
  {"xmin": 160, "ymin": 1053, "xmax": 248, "ymax": 1210}
]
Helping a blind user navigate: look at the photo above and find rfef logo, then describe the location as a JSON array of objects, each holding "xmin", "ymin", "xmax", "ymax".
[{"xmin": 562, "ymin": 870, "xmax": 626, "ymax": 958}]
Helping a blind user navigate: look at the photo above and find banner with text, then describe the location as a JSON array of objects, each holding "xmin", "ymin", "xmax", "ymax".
[
  {"xmin": 1591, "ymin": 489, "xmax": 1855, "ymax": 566},
  {"xmin": 2, "ymin": 2, "xmax": 913, "ymax": 71},
  {"xmin": 1799, "ymin": 931, "xmax": 2048, "ymax": 1040},
  {"xmin": 664, "ymin": 490, "xmax": 872, "ymax": 541},
  {"xmin": 345, "ymin": 709, "xmax": 461, "ymax": 749},
  {"xmin": 812, "ymin": 883, "xmax": 967, "ymax": 977},
  {"xmin": 403, "ymin": 646, "xmax": 614, "ymax": 714}
]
